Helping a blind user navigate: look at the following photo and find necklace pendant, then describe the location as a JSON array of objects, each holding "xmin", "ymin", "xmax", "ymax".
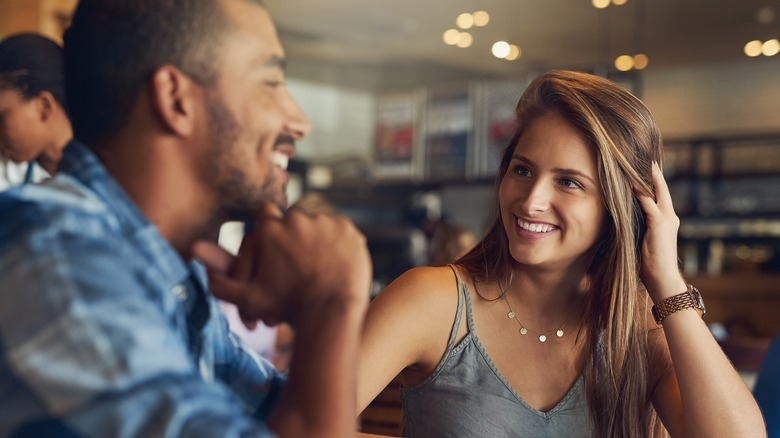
[
  {"xmin": 539, "ymin": 334, "xmax": 547, "ymax": 342},
  {"xmin": 556, "ymin": 329, "xmax": 564, "ymax": 337},
  {"xmin": 507, "ymin": 310, "xmax": 516, "ymax": 319},
  {"xmin": 519, "ymin": 327, "xmax": 528, "ymax": 335}
]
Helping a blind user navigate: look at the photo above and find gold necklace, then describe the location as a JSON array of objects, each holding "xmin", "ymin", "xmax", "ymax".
[{"xmin": 503, "ymin": 294, "xmax": 577, "ymax": 343}]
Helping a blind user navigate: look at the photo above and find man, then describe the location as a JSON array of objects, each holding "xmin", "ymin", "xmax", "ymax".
[
  {"xmin": 0, "ymin": 33, "xmax": 72, "ymax": 189},
  {"xmin": 0, "ymin": 0, "xmax": 371, "ymax": 437}
]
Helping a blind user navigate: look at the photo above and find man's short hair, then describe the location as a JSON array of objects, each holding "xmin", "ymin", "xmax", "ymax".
[
  {"xmin": 64, "ymin": 0, "xmax": 246, "ymax": 145},
  {"xmin": 0, "ymin": 33, "xmax": 67, "ymax": 109}
]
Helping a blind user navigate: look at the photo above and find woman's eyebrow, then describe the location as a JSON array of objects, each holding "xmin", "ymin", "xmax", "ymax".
[{"xmin": 512, "ymin": 154, "xmax": 596, "ymax": 185}]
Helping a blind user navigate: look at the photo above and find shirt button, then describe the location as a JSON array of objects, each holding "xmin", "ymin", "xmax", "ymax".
[{"xmin": 172, "ymin": 284, "xmax": 188, "ymax": 301}]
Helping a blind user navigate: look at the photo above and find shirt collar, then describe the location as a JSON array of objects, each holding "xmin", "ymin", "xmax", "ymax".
[{"xmin": 58, "ymin": 140, "xmax": 199, "ymax": 289}]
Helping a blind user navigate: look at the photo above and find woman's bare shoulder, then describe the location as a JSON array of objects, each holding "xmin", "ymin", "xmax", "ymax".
[
  {"xmin": 368, "ymin": 265, "xmax": 462, "ymax": 334},
  {"xmin": 360, "ymin": 265, "xmax": 464, "ymax": 386},
  {"xmin": 379, "ymin": 265, "xmax": 459, "ymax": 296},
  {"xmin": 387, "ymin": 265, "xmax": 460, "ymax": 294}
]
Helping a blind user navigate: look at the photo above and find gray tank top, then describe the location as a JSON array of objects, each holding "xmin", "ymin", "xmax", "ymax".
[{"xmin": 400, "ymin": 268, "xmax": 596, "ymax": 437}]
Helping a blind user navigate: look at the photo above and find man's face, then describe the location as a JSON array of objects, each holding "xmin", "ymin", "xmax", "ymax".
[
  {"xmin": 199, "ymin": 0, "xmax": 310, "ymax": 214},
  {"xmin": 0, "ymin": 88, "xmax": 48, "ymax": 163}
]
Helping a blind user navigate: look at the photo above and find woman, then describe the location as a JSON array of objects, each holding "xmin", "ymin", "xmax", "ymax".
[
  {"xmin": 0, "ymin": 33, "xmax": 72, "ymax": 188},
  {"xmin": 358, "ymin": 71, "xmax": 765, "ymax": 437}
]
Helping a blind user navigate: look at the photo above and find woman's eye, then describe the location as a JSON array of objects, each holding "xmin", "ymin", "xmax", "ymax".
[
  {"xmin": 561, "ymin": 178, "xmax": 583, "ymax": 189},
  {"xmin": 513, "ymin": 165, "xmax": 532, "ymax": 177}
]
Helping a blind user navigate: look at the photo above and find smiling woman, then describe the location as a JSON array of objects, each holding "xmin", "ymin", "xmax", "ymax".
[{"xmin": 357, "ymin": 70, "xmax": 766, "ymax": 437}]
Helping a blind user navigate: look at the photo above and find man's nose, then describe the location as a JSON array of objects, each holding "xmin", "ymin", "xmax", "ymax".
[{"xmin": 283, "ymin": 93, "xmax": 311, "ymax": 140}]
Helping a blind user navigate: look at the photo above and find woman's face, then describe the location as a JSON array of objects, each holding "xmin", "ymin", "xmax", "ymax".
[
  {"xmin": 0, "ymin": 89, "xmax": 48, "ymax": 163},
  {"xmin": 499, "ymin": 112, "xmax": 607, "ymax": 271}
]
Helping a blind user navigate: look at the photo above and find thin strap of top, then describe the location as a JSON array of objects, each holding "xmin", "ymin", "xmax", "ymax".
[
  {"xmin": 444, "ymin": 264, "xmax": 465, "ymax": 354},
  {"xmin": 447, "ymin": 264, "xmax": 479, "ymax": 343}
]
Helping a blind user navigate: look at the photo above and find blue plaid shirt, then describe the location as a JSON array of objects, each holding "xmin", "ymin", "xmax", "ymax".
[{"xmin": 0, "ymin": 141, "xmax": 283, "ymax": 437}]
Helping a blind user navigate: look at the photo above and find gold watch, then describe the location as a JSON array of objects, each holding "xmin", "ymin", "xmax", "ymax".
[{"xmin": 651, "ymin": 284, "xmax": 706, "ymax": 324}]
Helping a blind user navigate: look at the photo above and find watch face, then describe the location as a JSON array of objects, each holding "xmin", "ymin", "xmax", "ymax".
[{"xmin": 692, "ymin": 286, "xmax": 706, "ymax": 317}]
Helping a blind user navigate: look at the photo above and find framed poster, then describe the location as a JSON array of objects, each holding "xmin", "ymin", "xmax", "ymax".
[
  {"xmin": 373, "ymin": 92, "xmax": 419, "ymax": 180},
  {"xmin": 425, "ymin": 87, "xmax": 472, "ymax": 181},
  {"xmin": 474, "ymin": 79, "xmax": 527, "ymax": 178}
]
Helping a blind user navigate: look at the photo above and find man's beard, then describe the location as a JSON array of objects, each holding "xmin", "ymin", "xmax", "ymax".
[{"xmin": 202, "ymin": 90, "xmax": 287, "ymax": 223}]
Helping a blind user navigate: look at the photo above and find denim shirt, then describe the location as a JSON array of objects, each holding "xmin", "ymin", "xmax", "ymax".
[{"xmin": 0, "ymin": 141, "xmax": 283, "ymax": 437}]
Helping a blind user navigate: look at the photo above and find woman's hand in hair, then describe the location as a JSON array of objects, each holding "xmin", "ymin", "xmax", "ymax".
[{"xmin": 635, "ymin": 162, "xmax": 688, "ymax": 302}]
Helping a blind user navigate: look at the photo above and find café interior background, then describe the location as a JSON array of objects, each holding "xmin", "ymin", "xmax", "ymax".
[{"xmin": 2, "ymin": 0, "xmax": 780, "ymax": 341}]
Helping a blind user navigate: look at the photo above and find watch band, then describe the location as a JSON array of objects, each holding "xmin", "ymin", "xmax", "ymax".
[{"xmin": 651, "ymin": 284, "xmax": 706, "ymax": 324}]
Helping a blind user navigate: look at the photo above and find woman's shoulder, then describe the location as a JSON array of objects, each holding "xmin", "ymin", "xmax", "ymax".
[
  {"xmin": 372, "ymin": 266, "xmax": 458, "ymax": 321},
  {"xmin": 363, "ymin": 265, "xmax": 466, "ymax": 377},
  {"xmin": 393, "ymin": 264, "xmax": 459, "ymax": 287}
]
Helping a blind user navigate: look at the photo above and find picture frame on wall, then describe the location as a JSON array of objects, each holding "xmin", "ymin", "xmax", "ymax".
[
  {"xmin": 372, "ymin": 91, "xmax": 422, "ymax": 181},
  {"xmin": 424, "ymin": 85, "xmax": 472, "ymax": 181}
]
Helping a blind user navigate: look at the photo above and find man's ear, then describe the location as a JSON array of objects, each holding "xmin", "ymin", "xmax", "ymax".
[{"xmin": 149, "ymin": 65, "xmax": 199, "ymax": 137}]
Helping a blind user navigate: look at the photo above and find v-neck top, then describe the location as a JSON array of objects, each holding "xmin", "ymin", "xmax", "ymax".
[{"xmin": 400, "ymin": 268, "xmax": 596, "ymax": 437}]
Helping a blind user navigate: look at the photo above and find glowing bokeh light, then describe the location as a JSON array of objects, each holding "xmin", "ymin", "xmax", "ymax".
[
  {"xmin": 763, "ymin": 39, "xmax": 780, "ymax": 56},
  {"xmin": 457, "ymin": 32, "xmax": 473, "ymax": 48},
  {"xmin": 633, "ymin": 53, "xmax": 649, "ymax": 69},
  {"xmin": 443, "ymin": 29, "xmax": 460, "ymax": 45},
  {"xmin": 457, "ymin": 13, "xmax": 474, "ymax": 29},
  {"xmin": 744, "ymin": 40, "xmax": 763, "ymax": 57},
  {"xmin": 492, "ymin": 41, "xmax": 511, "ymax": 58},
  {"xmin": 506, "ymin": 44, "xmax": 522, "ymax": 61},
  {"xmin": 473, "ymin": 11, "xmax": 490, "ymax": 27},
  {"xmin": 614, "ymin": 55, "xmax": 634, "ymax": 71}
]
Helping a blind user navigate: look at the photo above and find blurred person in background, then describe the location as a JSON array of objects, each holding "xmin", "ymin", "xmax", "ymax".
[
  {"xmin": 0, "ymin": 0, "xmax": 371, "ymax": 437},
  {"xmin": 428, "ymin": 220, "xmax": 477, "ymax": 267},
  {"xmin": 0, "ymin": 33, "xmax": 71, "ymax": 189}
]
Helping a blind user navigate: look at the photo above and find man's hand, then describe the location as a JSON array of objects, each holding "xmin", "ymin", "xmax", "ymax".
[
  {"xmin": 194, "ymin": 203, "xmax": 372, "ymax": 436},
  {"xmin": 192, "ymin": 203, "xmax": 372, "ymax": 327}
]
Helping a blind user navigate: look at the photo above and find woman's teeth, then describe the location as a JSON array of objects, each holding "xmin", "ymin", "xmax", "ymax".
[{"xmin": 517, "ymin": 220, "xmax": 554, "ymax": 233}]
